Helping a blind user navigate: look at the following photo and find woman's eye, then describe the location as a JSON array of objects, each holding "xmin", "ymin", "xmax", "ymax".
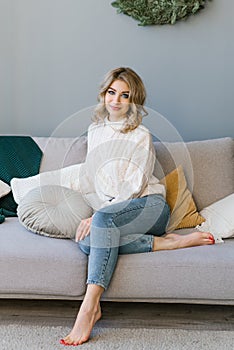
[
  {"xmin": 122, "ymin": 93, "xmax": 129, "ymax": 99},
  {"xmin": 108, "ymin": 90, "xmax": 115, "ymax": 95}
]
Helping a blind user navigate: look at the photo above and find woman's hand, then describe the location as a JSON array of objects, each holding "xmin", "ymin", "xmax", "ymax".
[{"xmin": 75, "ymin": 216, "xmax": 93, "ymax": 242}]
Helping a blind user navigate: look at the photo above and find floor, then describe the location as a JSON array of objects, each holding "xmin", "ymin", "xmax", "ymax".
[{"xmin": 1, "ymin": 299, "xmax": 234, "ymax": 331}]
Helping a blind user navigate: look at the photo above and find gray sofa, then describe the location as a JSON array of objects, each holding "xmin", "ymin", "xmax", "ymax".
[{"xmin": 0, "ymin": 136, "xmax": 233, "ymax": 304}]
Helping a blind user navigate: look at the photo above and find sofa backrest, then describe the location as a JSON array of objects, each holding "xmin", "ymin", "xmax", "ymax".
[
  {"xmin": 153, "ymin": 138, "xmax": 234, "ymax": 211},
  {"xmin": 33, "ymin": 136, "xmax": 87, "ymax": 172},
  {"xmin": 33, "ymin": 136, "xmax": 234, "ymax": 212}
]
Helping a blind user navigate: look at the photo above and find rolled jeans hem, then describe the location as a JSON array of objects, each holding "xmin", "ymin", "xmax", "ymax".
[
  {"xmin": 86, "ymin": 280, "xmax": 107, "ymax": 290},
  {"xmin": 149, "ymin": 234, "xmax": 154, "ymax": 252}
]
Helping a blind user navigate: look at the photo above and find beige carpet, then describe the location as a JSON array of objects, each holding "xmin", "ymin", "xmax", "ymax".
[{"xmin": 0, "ymin": 324, "xmax": 234, "ymax": 350}]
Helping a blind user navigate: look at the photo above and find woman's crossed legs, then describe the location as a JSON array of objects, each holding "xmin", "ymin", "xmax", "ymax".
[{"xmin": 61, "ymin": 194, "xmax": 214, "ymax": 346}]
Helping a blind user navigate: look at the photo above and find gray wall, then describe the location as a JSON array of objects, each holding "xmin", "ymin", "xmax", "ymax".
[{"xmin": 1, "ymin": 0, "xmax": 234, "ymax": 141}]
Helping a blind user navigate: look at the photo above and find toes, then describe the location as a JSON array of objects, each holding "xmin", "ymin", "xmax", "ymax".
[
  {"xmin": 60, "ymin": 336, "xmax": 75, "ymax": 346},
  {"xmin": 195, "ymin": 232, "xmax": 215, "ymax": 244},
  {"xmin": 202, "ymin": 236, "xmax": 215, "ymax": 245},
  {"xmin": 60, "ymin": 339, "xmax": 70, "ymax": 346},
  {"xmin": 201, "ymin": 232, "xmax": 214, "ymax": 239},
  {"xmin": 60, "ymin": 336, "xmax": 83, "ymax": 347},
  {"xmin": 206, "ymin": 234, "xmax": 215, "ymax": 244}
]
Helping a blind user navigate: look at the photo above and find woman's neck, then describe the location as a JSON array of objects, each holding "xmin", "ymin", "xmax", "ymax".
[{"xmin": 107, "ymin": 115, "xmax": 126, "ymax": 123}]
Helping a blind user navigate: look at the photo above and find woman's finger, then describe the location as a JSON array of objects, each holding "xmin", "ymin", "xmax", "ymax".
[{"xmin": 75, "ymin": 217, "xmax": 93, "ymax": 242}]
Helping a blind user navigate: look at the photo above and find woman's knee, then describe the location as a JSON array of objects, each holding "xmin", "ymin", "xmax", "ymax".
[
  {"xmin": 162, "ymin": 200, "xmax": 170, "ymax": 220},
  {"xmin": 144, "ymin": 195, "xmax": 170, "ymax": 236},
  {"xmin": 92, "ymin": 210, "xmax": 114, "ymax": 229},
  {"xmin": 90, "ymin": 210, "xmax": 120, "ymax": 249},
  {"xmin": 151, "ymin": 194, "xmax": 170, "ymax": 217}
]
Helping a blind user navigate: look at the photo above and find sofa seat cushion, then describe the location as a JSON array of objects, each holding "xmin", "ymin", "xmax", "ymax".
[
  {"xmin": 104, "ymin": 231, "xmax": 234, "ymax": 301},
  {"xmin": 0, "ymin": 218, "xmax": 87, "ymax": 297}
]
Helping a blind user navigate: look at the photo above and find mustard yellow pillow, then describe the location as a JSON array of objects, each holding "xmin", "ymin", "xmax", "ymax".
[{"xmin": 160, "ymin": 165, "xmax": 205, "ymax": 232}]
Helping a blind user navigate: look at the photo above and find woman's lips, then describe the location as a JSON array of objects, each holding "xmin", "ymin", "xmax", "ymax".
[{"xmin": 110, "ymin": 105, "xmax": 121, "ymax": 111}]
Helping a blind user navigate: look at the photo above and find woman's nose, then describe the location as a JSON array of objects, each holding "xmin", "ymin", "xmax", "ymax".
[{"xmin": 113, "ymin": 93, "xmax": 121, "ymax": 103}]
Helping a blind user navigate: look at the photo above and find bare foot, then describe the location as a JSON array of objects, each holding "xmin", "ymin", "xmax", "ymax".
[
  {"xmin": 60, "ymin": 302, "xmax": 102, "ymax": 346},
  {"xmin": 153, "ymin": 231, "xmax": 215, "ymax": 251}
]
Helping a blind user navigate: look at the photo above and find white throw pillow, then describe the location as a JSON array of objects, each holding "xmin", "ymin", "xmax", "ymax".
[
  {"xmin": 196, "ymin": 194, "xmax": 234, "ymax": 243},
  {"xmin": 11, "ymin": 163, "xmax": 82, "ymax": 204},
  {"xmin": 0, "ymin": 180, "xmax": 11, "ymax": 198}
]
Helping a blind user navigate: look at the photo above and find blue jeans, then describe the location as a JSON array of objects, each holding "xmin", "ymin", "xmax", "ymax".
[{"xmin": 79, "ymin": 194, "xmax": 170, "ymax": 290}]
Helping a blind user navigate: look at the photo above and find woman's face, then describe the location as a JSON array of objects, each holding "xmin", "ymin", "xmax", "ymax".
[{"xmin": 104, "ymin": 79, "xmax": 130, "ymax": 122}]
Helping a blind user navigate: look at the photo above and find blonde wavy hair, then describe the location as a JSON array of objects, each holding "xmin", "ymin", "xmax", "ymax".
[{"xmin": 92, "ymin": 67, "xmax": 148, "ymax": 133}]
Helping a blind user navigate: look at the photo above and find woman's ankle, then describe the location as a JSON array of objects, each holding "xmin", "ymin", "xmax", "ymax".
[
  {"xmin": 152, "ymin": 236, "xmax": 167, "ymax": 251},
  {"xmin": 81, "ymin": 284, "xmax": 104, "ymax": 310}
]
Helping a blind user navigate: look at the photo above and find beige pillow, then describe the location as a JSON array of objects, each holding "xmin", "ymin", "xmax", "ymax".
[
  {"xmin": 0, "ymin": 180, "xmax": 11, "ymax": 198},
  {"xmin": 160, "ymin": 165, "xmax": 205, "ymax": 232},
  {"xmin": 17, "ymin": 185, "xmax": 93, "ymax": 239}
]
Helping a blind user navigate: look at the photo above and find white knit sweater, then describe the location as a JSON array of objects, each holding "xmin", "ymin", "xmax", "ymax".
[
  {"xmin": 11, "ymin": 119, "xmax": 165, "ymax": 210},
  {"xmin": 79, "ymin": 118, "xmax": 165, "ymax": 210}
]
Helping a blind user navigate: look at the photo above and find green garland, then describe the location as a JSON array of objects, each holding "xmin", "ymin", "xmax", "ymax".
[{"xmin": 111, "ymin": 0, "xmax": 211, "ymax": 26}]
